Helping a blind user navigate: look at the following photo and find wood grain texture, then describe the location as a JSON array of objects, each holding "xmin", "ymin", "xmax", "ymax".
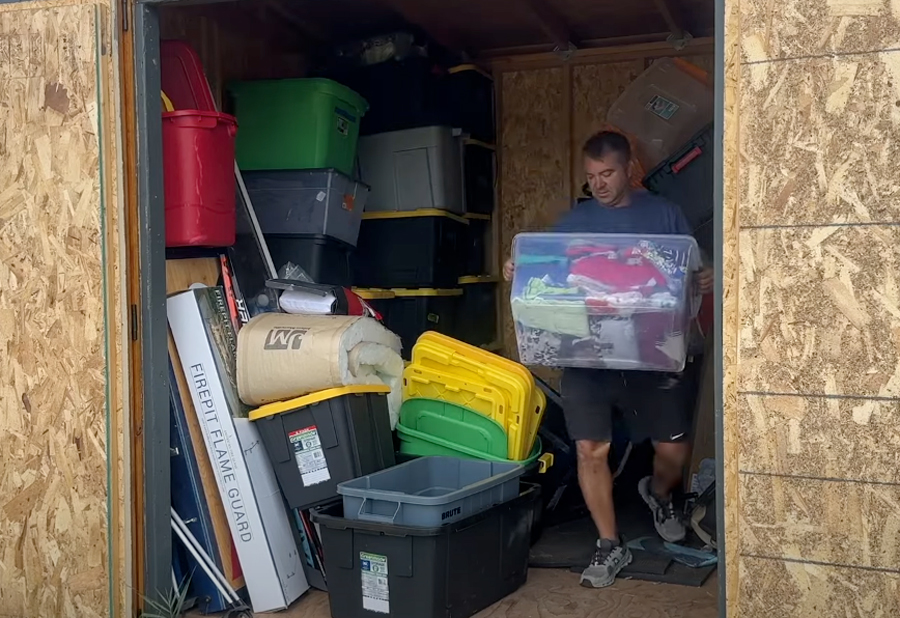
[
  {"xmin": 738, "ymin": 394, "xmax": 900, "ymax": 482},
  {"xmin": 158, "ymin": 5, "xmax": 308, "ymax": 110},
  {"xmin": 739, "ymin": 473, "xmax": 900, "ymax": 570},
  {"xmin": 741, "ymin": 0, "xmax": 900, "ymax": 61},
  {"xmin": 497, "ymin": 67, "xmax": 568, "ymax": 361},
  {"xmin": 0, "ymin": 3, "xmax": 117, "ymax": 617},
  {"xmin": 738, "ymin": 226, "xmax": 900, "ymax": 397},
  {"xmin": 739, "ymin": 557, "xmax": 900, "ymax": 618},
  {"xmin": 739, "ymin": 52, "xmax": 900, "ymax": 227},
  {"xmin": 570, "ymin": 60, "xmax": 644, "ymax": 197},
  {"xmin": 722, "ymin": 0, "xmax": 742, "ymax": 610}
]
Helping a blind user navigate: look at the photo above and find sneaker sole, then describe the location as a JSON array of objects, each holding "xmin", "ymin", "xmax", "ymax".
[{"xmin": 579, "ymin": 552, "xmax": 634, "ymax": 589}]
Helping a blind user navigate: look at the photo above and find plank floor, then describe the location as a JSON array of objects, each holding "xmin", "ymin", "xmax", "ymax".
[{"xmin": 204, "ymin": 569, "xmax": 719, "ymax": 617}]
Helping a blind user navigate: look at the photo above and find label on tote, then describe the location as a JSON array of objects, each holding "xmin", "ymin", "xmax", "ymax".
[
  {"xmin": 645, "ymin": 94, "xmax": 679, "ymax": 120},
  {"xmin": 360, "ymin": 552, "xmax": 389, "ymax": 614},
  {"xmin": 288, "ymin": 426, "xmax": 331, "ymax": 486}
]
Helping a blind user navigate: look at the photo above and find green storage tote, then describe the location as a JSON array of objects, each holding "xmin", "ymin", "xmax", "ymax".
[
  {"xmin": 399, "ymin": 398, "xmax": 509, "ymax": 459},
  {"xmin": 229, "ymin": 78, "xmax": 368, "ymax": 175}
]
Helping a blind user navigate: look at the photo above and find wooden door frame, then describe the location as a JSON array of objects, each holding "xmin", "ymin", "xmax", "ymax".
[
  {"xmin": 122, "ymin": 0, "xmax": 171, "ymax": 610},
  {"xmin": 125, "ymin": 0, "xmax": 732, "ymax": 616}
]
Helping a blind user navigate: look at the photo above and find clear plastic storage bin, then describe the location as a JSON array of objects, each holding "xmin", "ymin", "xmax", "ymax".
[
  {"xmin": 511, "ymin": 232, "xmax": 700, "ymax": 372},
  {"xmin": 606, "ymin": 58, "xmax": 713, "ymax": 170}
]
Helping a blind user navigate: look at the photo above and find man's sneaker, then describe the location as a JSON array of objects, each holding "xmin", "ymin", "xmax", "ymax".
[
  {"xmin": 638, "ymin": 476, "xmax": 686, "ymax": 543},
  {"xmin": 580, "ymin": 538, "xmax": 633, "ymax": 588}
]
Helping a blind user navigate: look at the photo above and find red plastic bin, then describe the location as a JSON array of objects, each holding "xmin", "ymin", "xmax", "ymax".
[{"xmin": 163, "ymin": 110, "xmax": 238, "ymax": 248}]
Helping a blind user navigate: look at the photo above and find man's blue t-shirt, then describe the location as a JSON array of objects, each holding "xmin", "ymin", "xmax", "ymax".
[{"xmin": 552, "ymin": 190, "xmax": 692, "ymax": 236}]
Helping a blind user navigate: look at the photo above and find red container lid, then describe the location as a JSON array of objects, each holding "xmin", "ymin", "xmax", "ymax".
[{"xmin": 161, "ymin": 40, "xmax": 217, "ymax": 112}]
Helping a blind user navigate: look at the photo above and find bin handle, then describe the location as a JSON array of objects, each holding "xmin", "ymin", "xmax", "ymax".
[
  {"xmin": 161, "ymin": 91, "xmax": 175, "ymax": 112},
  {"xmin": 357, "ymin": 497, "xmax": 401, "ymax": 524},
  {"xmin": 537, "ymin": 453, "xmax": 554, "ymax": 474}
]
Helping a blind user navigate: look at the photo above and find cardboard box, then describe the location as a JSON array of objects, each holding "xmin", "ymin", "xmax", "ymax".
[{"xmin": 168, "ymin": 287, "xmax": 309, "ymax": 612}]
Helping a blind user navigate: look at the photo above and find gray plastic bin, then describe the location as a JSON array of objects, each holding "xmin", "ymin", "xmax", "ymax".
[
  {"xmin": 337, "ymin": 456, "xmax": 524, "ymax": 527},
  {"xmin": 358, "ymin": 126, "xmax": 464, "ymax": 214},
  {"xmin": 244, "ymin": 168, "xmax": 369, "ymax": 246}
]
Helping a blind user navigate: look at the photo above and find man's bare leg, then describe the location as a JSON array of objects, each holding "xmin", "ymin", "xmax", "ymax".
[
  {"xmin": 576, "ymin": 440, "xmax": 617, "ymax": 540},
  {"xmin": 652, "ymin": 440, "xmax": 690, "ymax": 499},
  {"xmin": 638, "ymin": 440, "xmax": 690, "ymax": 542},
  {"xmin": 576, "ymin": 439, "xmax": 632, "ymax": 588}
]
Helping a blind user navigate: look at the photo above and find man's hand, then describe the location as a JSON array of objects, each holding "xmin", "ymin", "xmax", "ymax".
[
  {"xmin": 503, "ymin": 258, "xmax": 515, "ymax": 282},
  {"xmin": 696, "ymin": 267, "xmax": 713, "ymax": 295}
]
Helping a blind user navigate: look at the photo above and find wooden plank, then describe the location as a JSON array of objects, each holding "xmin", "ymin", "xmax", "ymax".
[
  {"xmin": 0, "ymin": 3, "xmax": 120, "ymax": 616},
  {"xmin": 165, "ymin": 258, "xmax": 247, "ymax": 591},
  {"xmin": 569, "ymin": 59, "xmax": 645, "ymax": 198},
  {"xmin": 721, "ymin": 0, "xmax": 742, "ymax": 612},
  {"xmin": 496, "ymin": 67, "xmax": 568, "ymax": 373},
  {"xmin": 739, "ymin": 557, "xmax": 900, "ymax": 618},
  {"xmin": 488, "ymin": 37, "xmax": 715, "ymax": 71},
  {"xmin": 158, "ymin": 4, "xmax": 308, "ymax": 110}
]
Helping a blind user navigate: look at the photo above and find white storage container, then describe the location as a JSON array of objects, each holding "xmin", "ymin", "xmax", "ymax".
[
  {"xmin": 358, "ymin": 125, "xmax": 464, "ymax": 214},
  {"xmin": 607, "ymin": 58, "xmax": 713, "ymax": 170},
  {"xmin": 511, "ymin": 232, "xmax": 700, "ymax": 372}
]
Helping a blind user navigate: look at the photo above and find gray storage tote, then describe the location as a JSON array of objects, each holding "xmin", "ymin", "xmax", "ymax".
[
  {"xmin": 244, "ymin": 168, "xmax": 369, "ymax": 246},
  {"xmin": 337, "ymin": 456, "xmax": 524, "ymax": 527}
]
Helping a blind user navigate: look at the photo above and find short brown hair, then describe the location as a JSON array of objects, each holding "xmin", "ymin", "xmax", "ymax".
[{"xmin": 582, "ymin": 131, "xmax": 631, "ymax": 164}]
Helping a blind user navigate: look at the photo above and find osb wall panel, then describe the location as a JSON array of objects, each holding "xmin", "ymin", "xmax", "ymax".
[
  {"xmin": 734, "ymin": 0, "xmax": 900, "ymax": 614},
  {"xmin": 0, "ymin": 2, "xmax": 124, "ymax": 617},
  {"xmin": 570, "ymin": 60, "xmax": 644, "ymax": 196},
  {"xmin": 721, "ymin": 0, "xmax": 742, "ymax": 611},
  {"xmin": 497, "ymin": 67, "xmax": 568, "ymax": 366},
  {"xmin": 159, "ymin": 6, "xmax": 307, "ymax": 110}
]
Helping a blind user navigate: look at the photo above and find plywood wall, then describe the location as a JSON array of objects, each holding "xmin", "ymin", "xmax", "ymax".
[
  {"xmin": 159, "ymin": 4, "xmax": 308, "ymax": 110},
  {"xmin": 495, "ymin": 44, "xmax": 715, "ymax": 365},
  {"xmin": 0, "ymin": 1, "xmax": 126, "ymax": 617},
  {"xmin": 726, "ymin": 0, "xmax": 900, "ymax": 614}
]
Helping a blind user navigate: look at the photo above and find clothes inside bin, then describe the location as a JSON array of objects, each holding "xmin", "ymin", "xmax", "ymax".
[{"xmin": 511, "ymin": 233, "xmax": 700, "ymax": 371}]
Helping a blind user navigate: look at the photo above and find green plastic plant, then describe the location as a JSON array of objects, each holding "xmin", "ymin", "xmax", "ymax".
[{"xmin": 139, "ymin": 573, "xmax": 193, "ymax": 618}]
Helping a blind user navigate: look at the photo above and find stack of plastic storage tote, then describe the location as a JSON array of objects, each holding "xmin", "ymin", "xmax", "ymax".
[
  {"xmin": 398, "ymin": 331, "xmax": 553, "ymax": 471},
  {"xmin": 311, "ymin": 456, "xmax": 538, "ymax": 618},
  {"xmin": 160, "ymin": 41, "xmax": 238, "ymax": 248},
  {"xmin": 606, "ymin": 57, "xmax": 713, "ymax": 170},
  {"xmin": 352, "ymin": 126, "xmax": 466, "ymax": 357},
  {"xmin": 248, "ymin": 385, "xmax": 396, "ymax": 510},
  {"xmin": 510, "ymin": 232, "xmax": 701, "ymax": 372},
  {"xmin": 229, "ymin": 78, "xmax": 369, "ymax": 286},
  {"xmin": 331, "ymin": 56, "xmax": 495, "ymax": 142},
  {"xmin": 456, "ymin": 138, "xmax": 499, "ymax": 347},
  {"xmin": 644, "ymin": 123, "xmax": 714, "ymax": 257}
]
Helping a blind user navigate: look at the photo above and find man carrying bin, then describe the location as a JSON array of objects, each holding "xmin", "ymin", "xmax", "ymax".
[{"xmin": 503, "ymin": 131, "xmax": 713, "ymax": 589}]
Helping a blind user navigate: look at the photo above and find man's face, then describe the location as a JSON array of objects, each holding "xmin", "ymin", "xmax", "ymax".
[{"xmin": 584, "ymin": 153, "xmax": 632, "ymax": 207}]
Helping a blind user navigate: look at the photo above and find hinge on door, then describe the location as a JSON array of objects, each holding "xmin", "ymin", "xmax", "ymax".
[
  {"xmin": 130, "ymin": 304, "xmax": 139, "ymax": 341},
  {"xmin": 121, "ymin": 0, "xmax": 130, "ymax": 32}
]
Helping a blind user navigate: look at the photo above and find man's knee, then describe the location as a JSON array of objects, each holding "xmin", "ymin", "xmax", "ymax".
[
  {"xmin": 654, "ymin": 440, "xmax": 689, "ymax": 467},
  {"xmin": 576, "ymin": 439, "xmax": 611, "ymax": 464}
]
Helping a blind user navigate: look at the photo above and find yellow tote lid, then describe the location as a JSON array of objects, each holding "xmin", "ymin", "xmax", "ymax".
[
  {"xmin": 352, "ymin": 287, "xmax": 396, "ymax": 300},
  {"xmin": 459, "ymin": 275, "xmax": 499, "ymax": 285},
  {"xmin": 249, "ymin": 384, "xmax": 391, "ymax": 420},
  {"xmin": 392, "ymin": 288, "xmax": 463, "ymax": 297},
  {"xmin": 463, "ymin": 212, "xmax": 491, "ymax": 221},
  {"xmin": 362, "ymin": 209, "xmax": 469, "ymax": 225},
  {"xmin": 448, "ymin": 64, "xmax": 493, "ymax": 80},
  {"xmin": 463, "ymin": 138, "xmax": 496, "ymax": 151}
]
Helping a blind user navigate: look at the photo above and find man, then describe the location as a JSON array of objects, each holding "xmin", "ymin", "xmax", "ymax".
[{"xmin": 504, "ymin": 131, "xmax": 713, "ymax": 588}]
